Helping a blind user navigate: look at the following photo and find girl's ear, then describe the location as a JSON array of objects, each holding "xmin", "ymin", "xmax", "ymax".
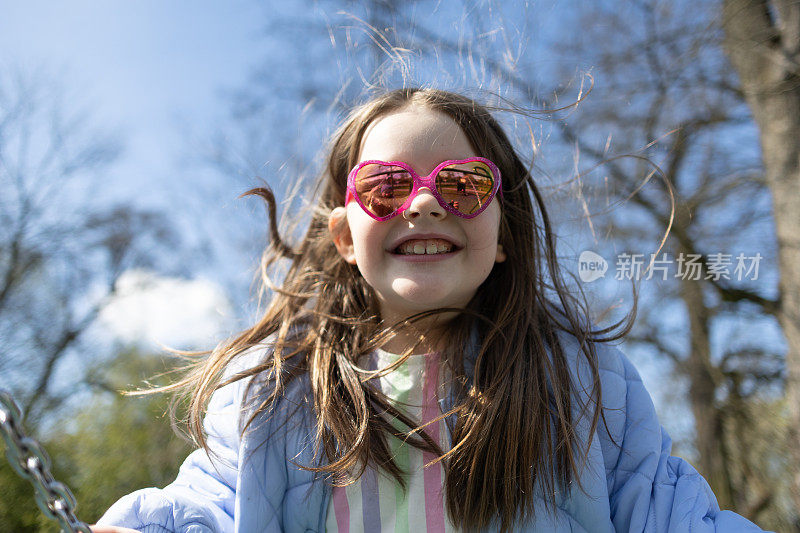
[
  {"xmin": 328, "ymin": 207, "xmax": 357, "ymax": 265},
  {"xmin": 495, "ymin": 243, "xmax": 507, "ymax": 263}
]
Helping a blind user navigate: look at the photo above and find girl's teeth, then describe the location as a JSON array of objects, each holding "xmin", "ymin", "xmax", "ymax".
[{"xmin": 398, "ymin": 239, "xmax": 454, "ymax": 255}]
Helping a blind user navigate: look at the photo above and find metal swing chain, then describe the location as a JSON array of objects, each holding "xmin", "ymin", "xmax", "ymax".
[{"xmin": 0, "ymin": 389, "xmax": 92, "ymax": 533}]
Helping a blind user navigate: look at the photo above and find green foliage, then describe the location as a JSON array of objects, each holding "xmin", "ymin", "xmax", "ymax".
[
  {"xmin": 0, "ymin": 458, "xmax": 50, "ymax": 531},
  {"xmin": 0, "ymin": 347, "xmax": 194, "ymax": 531}
]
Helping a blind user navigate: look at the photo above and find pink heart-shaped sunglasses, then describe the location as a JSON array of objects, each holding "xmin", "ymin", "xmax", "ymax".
[{"xmin": 345, "ymin": 157, "xmax": 502, "ymax": 221}]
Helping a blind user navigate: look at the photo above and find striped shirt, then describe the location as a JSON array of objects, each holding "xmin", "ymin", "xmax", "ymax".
[{"xmin": 325, "ymin": 349, "xmax": 458, "ymax": 532}]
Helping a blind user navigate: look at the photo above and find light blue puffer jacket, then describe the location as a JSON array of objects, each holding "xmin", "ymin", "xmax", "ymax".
[{"xmin": 97, "ymin": 333, "xmax": 765, "ymax": 532}]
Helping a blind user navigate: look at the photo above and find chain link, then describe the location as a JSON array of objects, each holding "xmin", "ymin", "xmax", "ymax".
[{"xmin": 0, "ymin": 389, "xmax": 92, "ymax": 533}]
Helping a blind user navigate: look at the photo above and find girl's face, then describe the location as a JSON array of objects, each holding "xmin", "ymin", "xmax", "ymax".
[{"xmin": 329, "ymin": 106, "xmax": 506, "ymax": 334}]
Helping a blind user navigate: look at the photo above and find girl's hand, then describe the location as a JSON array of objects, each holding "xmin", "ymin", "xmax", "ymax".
[{"xmin": 90, "ymin": 526, "xmax": 141, "ymax": 533}]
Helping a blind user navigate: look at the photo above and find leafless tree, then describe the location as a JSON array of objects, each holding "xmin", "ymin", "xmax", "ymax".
[
  {"xmin": 722, "ymin": 0, "xmax": 800, "ymax": 517},
  {"xmin": 548, "ymin": 2, "xmax": 790, "ymax": 521},
  {"xmin": 0, "ymin": 69, "xmax": 176, "ymax": 425}
]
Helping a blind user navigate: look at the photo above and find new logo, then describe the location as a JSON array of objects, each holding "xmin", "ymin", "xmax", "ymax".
[{"xmin": 578, "ymin": 251, "xmax": 608, "ymax": 283}]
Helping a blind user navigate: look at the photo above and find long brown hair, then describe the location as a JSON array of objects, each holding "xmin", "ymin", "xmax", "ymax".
[{"xmin": 165, "ymin": 88, "xmax": 632, "ymax": 531}]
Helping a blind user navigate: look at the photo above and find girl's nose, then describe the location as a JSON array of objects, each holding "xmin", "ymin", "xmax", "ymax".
[{"xmin": 403, "ymin": 187, "xmax": 447, "ymax": 220}]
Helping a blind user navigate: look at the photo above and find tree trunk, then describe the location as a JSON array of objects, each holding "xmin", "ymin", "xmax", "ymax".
[
  {"xmin": 721, "ymin": 0, "xmax": 800, "ymax": 509},
  {"xmin": 680, "ymin": 255, "xmax": 734, "ymax": 507}
]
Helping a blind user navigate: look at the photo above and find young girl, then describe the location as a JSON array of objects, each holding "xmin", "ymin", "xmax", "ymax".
[{"xmin": 92, "ymin": 88, "xmax": 764, "ymax": 532}]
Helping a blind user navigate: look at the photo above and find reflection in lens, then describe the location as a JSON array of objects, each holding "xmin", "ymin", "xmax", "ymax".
[
  {"xmin": 436, "ymin": 162, "xmax": 495, "ymax": 214},
  {"xmin": 354, "ymin": 164, "xmax": 413, "ymax": 217}
]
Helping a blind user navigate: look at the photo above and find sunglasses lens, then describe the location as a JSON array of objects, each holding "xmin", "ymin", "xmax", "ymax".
[
  {"xmin": 354, "ymin": 164, "xmax": 414, "ymax": 218},
  {"xmin": 435, "ymin": 161, "xmax": 496, "ymax": 215}
]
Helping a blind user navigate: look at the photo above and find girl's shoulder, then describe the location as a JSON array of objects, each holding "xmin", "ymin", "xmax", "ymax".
[
  {"xmin": 212, "ymin": 330, "xmax": 313, "ymax": 421},
  {"xmin": 223, "ymin": 326, "xmax": 310, "ymax": 381},
  {"xmin": 554, "ymin": 329, "xmax": 652, "ymax": 440},
  {"xmin": 543, "ymin": 303, "xmax": 632, "ymax": 385},
  {"xmin": 554, "ymin": 329, "xmax": 633, "ymax": 384}
]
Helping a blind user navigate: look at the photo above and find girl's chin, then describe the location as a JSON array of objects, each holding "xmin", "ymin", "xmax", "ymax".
[
  {"xmin": 387, "ymin": 288, "xmax": 450, "ymax": 307},
  {"xmin": 379, "ymin": 291, "xmax": 472, "ymax": 319}
]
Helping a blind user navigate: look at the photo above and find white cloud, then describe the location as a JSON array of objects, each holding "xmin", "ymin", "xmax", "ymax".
[{"xmin": 98, "ymin": 269, "xmax": 235, "ymax": 351}]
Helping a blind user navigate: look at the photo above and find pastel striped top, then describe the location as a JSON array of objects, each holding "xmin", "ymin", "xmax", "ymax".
[{"xmin": 325, "ymin": 348, "xmax": 458, "ymax": 532}]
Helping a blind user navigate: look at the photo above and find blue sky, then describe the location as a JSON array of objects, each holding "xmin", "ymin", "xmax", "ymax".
[{"xmin": 0, "ymin": 1, "xmax": 267, "ymax": 206}]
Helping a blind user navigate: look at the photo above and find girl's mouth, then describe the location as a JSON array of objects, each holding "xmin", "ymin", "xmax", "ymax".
[{"xmin": 392, "ymin": 238, "xmax": 459, "ymax": 256}]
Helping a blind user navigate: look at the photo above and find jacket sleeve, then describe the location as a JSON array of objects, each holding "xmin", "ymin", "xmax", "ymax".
[
  {"xmin": 96, "ymin": 363, "xmax": 250, "ymax": 533},
  {"xmin": 607, "ymin": 353, "xmax": 767, "ymax": 532}
]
